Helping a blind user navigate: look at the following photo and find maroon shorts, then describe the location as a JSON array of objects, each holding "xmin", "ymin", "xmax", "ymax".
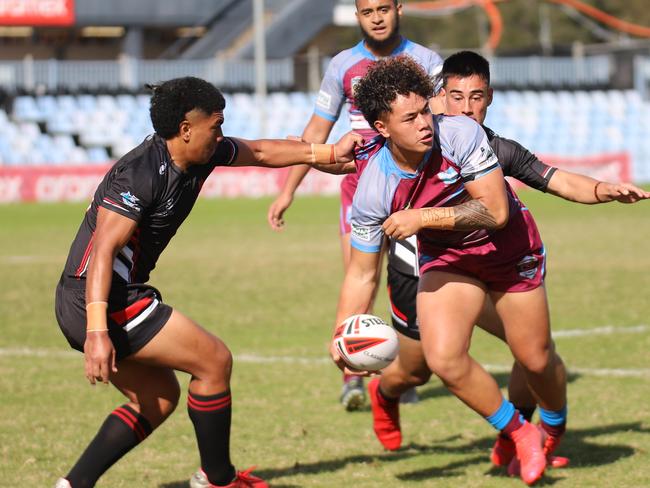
[
  {"xmin": 339, "ymin": 173, "xmax": 358, "ymax": 235},
  {"xmin": 419, "ymin": 209, "xmax": 545, "ymax": 293}
]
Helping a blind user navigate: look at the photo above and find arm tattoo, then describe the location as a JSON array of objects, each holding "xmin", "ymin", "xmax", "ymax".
[
  {"xmin": 421, "ymin": 207, "xmax": 454, "ymax": 230},
  {"xmin": 453, "ymin": 199, "xmax": 498, "ymax": 230}
]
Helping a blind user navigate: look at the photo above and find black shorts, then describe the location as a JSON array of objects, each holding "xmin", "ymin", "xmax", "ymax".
[
  {"xmin": 386, "ymin": 264, "xmax": 420, "ymax": 341},
  {"xmin": 55, "ymin": 275, "xmax": 173, "ymax": 361}
]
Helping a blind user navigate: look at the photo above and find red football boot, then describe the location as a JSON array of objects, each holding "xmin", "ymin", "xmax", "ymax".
[
  {"xmin": 368, "ymin": 377, "xmax": 402, "ymax": 451},
  {"xmin": 508, "ymin": 421, "xmax": 547, "ymax": 485},
  {"xmin": 490, "ymin": 434, "xmax": 516, "ymax": 467},
  {"xmin": 539, "ymin": 424, "xmax": 570, "ymax": 468},
  {"xmin": 190, "ymin": 467, "xmax": 268, "ymax": 488}
]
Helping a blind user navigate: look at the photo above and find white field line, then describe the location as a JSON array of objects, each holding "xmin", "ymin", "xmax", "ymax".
[
  {"xmin": 1, "ymin": 322, "xmax": 649, "ymax": 379},
  {"xmin": 1, "ymin": 347, "xmax": 648, "ymax": 378},
  {"xmin": 552, "ymin": 324, "xmax": 648, "ymax": 338},
  {"xmin": 1, "ymin": 255, "xmax": 63, "ymax": 264}
]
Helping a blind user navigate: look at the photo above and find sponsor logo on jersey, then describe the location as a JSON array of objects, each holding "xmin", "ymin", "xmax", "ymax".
[
  {"xmin": 316, "ymin": 90, "xmax": 331, "ymax": 110},
  {"xmin": 120, "ymin": 191, "xmax": 141, "ymax": 212},
  {"xmin": 351, "ymin": 224, "xmax": 371, "ymax": 242},
  {"xmin": 516, "ymin": 255, "xmax": 539, "ymax": 279}
]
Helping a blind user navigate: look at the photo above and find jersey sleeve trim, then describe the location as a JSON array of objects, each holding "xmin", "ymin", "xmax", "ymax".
[
  {"xmin": 100, "ymin": 198, "xmax": 141, "ymax": 222},
  {"xmin": 313, "ymin": 108, "xmax": 337, "ymax": 122},
  {"xmin": 351, "ymin": 241, "xmax": 382, "ymax": 253},
  {"xmin": 220, "ymin": 137, "xmax": 239, "ymax": 166},
  {"xmin": 210, "ymin": 137, "xmax": 239, "ymax": 167},
  {"xmin": 461, "ymin": 162, "xmax": 500, "ymax": 182}
]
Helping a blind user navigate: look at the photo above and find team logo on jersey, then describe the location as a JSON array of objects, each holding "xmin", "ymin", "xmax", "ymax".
[
  {"xmin": 516, "ymin": 255, "xmax": 539, "ymax": 279},
  {"xmin": 437, "ymin": 167, "xmax": 460, "ymax": 185},
  {"xmin": 351, "ymin": 76, "xmax": 363, "ymax": 93},
  {"xmin": 480, "ymin": 145, "xmax": 498, "ymax": 165},
  {"xmin": 316, "ymin": 90, "xmax": 331, "ymax": 110},
  {"xmin": 120, "ymin": 191, "xmax": 141, "ymax": 212},
  {"xmin": 352, "ymin": 224, "xmax": 371, "ymax": 242}
]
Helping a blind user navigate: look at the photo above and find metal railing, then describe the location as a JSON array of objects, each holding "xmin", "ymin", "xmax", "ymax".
[
  {"xmin": 0, "ymin": 56, "xmax": 295, "ymax": 92},
  {"xmin": 490, "ymin": 55, "xmax": 612, "ymax": 87},
  {"xmin": 0, "ymin": 54, "xmax": 616, "ymax": 93}
]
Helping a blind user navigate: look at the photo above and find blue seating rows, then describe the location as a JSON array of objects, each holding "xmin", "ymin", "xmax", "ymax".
[{"xmin": 3, "ymin": 90, "xmax": 650, "ymax": 182}]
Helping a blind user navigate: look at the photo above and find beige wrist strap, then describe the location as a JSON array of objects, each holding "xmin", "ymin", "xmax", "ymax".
[
  {"xmin": 311, "ymin": 143, "xmax": 336, "ymax": 164},
  {"xmin": 86, "ymin": 301, "xmax": 108, "ymax": 331}
]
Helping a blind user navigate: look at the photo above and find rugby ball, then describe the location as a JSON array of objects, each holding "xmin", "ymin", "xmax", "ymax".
[{"xmin": 333, "ymin": 314, "xmax": 399, "ymax": 371}]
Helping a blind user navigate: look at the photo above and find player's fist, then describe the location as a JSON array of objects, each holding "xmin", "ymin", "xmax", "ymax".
[
  {"xmin": 382, "ymin": 209, "xmax": 422, "ymax": 240},
  {"xmin": 333, "ymin": 131, "xmax": 364, "ymax": 164}
]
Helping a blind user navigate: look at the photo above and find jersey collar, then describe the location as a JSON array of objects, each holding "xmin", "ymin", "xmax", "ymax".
[{"xmin": 355, "ymin": 36, "xmax": 408, "ymax": 60}]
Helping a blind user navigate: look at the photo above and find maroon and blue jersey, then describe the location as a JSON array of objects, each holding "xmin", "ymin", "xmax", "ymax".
[
  {"xmin": 350, "ymin": 114, "xmax": 544, "ymax": 291},
  {"xmin": 315, "ymin": 37, "xmax": 442, "ymax": 139},
  {"xmin": 314, "ymin": 36, "xmax": 442, "ymax": 221},
  {"xmin": 350, "ymin": 114, "xmax": 500, "ymax": 253},
  {"xmin": 61, "ymin": 134, "xmax": 238, "ymax": 286},
  {"xmin": 387, "ymin": 125, "xmax": 557, "ymax": 278}
]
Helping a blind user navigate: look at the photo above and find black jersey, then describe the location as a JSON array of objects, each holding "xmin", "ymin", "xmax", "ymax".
[
  {"xmin": 61, "ymin": 134, "xmax": 238, "ymax": 285},
  {"xmin": 388, "ymin": 126, "xmax": 557, "ymax": 277},
  {"xmin": 483, "ymin": 125, "xmax": 557, "ymax": 192}
]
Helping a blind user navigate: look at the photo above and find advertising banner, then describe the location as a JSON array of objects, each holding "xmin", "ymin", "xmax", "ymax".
[
  {"xmin": 0, "ymin": 152, "xmax": 632, "ymax": 203},
  {"xmin": 0, "ymin": 0, "xmax": 75, "ymax": 26},
  {"xmin": 0, "ymin": 164, "xmax": 343, "ymax": 203}
]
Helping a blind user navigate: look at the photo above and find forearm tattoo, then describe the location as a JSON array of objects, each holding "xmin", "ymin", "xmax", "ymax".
[
  {"xmin": 453, "ymin": 199, "xmax": 498, "ymax": 230},
  {"xmin": 421, "ymin": 207, "xmax": 454, "ymax": 230}
]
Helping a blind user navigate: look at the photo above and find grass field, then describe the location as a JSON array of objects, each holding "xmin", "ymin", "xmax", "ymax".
[{"xmin": 1, "ymin": 191, "xmax": 649, "ymax": 487}]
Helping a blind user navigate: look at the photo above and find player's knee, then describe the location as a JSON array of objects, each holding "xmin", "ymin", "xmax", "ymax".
[
  {"xmin": 404, "ymin": 369, "xmax": 431, "ymax": 386},
  {"xmin": 200, "ymin": 339, "xmax": 233, "ymax": 382},
  {"xmin": 518, "ymin": 346, "xmax": 552, "ymax": 376},
  {"xmin": 427, "ymin": 354, "xmax": 468, "ymax": 386},
  {"xmin": 139, "ymin": 381, "xmax": 181, "ymax": 426}
]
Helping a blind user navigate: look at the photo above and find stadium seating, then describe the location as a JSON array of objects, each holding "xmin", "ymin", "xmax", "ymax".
[{"xmin": 2, "ymin": 90, "xmax": 650, "ymax": 181}]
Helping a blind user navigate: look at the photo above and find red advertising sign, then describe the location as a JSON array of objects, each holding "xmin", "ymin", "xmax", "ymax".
[
  {"xmin": 0, "ymin": 164, "xmax": 343, "ymax": 203},
  {"xmin": 0, "ymin": 0, "xmax": 75, "ymax": 26},
  {"xmin": 0, "ymin": 152, "xmax": 632, "ymax": 203}
]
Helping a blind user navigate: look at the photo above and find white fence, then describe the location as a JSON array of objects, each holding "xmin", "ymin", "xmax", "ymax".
[{"xmin": 0, "ymin": 57, "xmax": 295, "ymax": 91}]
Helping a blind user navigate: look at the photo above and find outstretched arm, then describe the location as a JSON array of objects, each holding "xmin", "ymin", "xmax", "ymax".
[
  {"xmin": 230, "ymin": 128, "xmax": 361, "ymax": 169},
  {"xmin": 547, "ymin": 169, "xmax": 650, "ymax": 204}
]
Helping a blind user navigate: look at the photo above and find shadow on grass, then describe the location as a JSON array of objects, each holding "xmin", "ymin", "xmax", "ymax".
[
  {"xmin": 397, "ymin": 421, "xmax": 648, "ymax": 483},
  {"xmin": 158, "ymin": 421, "xmax": 648, "ymax": 486}
]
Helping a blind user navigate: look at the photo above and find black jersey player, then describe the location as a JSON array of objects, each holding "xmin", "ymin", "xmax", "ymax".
[{"xmin": 53, "ymin": 77, "xmax": 360, "ymax": 488}]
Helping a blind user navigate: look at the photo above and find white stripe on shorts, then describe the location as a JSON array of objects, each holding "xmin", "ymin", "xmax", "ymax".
[{"xmin": 123, "ymin": 298, "xmax": 160, "ymax": 332}]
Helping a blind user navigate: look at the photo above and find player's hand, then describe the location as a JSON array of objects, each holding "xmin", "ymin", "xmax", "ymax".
[
  {"xmin": 329, "ymin": 339, "xmax": 372, "ymax": 377},
  {"xmin": 333, "ymin": 131, "xmax": 364, "ymax": 164},
  {"xmin": 382, "ymin": 209, "xmax": 422, "ymax": 240},
  {"xmin": 603, "ymin": 182, "xmax": 650, "ymax": 203},
  {"xmin": 84, "ymin": 330, "xmax": 117, "ymax": 385},
  {"xmin": 267, "ymin": 192, "xmax": 293, "ymax": 231}
]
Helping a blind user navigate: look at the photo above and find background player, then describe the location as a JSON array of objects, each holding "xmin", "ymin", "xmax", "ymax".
[
  {"xmin": 266, "ymin": 0, "xmax": 443, "ymax": 410},
  {"xmin": 331, "ymin": 56, "xmax": 570, "ymax": 485},
  {"xmin": 53, "ymin": 76, "xmax": 360, "ymax": 488},
  {"xmin": 370, "ymin": 51, "xmax": 650, "ymax": 472}
]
